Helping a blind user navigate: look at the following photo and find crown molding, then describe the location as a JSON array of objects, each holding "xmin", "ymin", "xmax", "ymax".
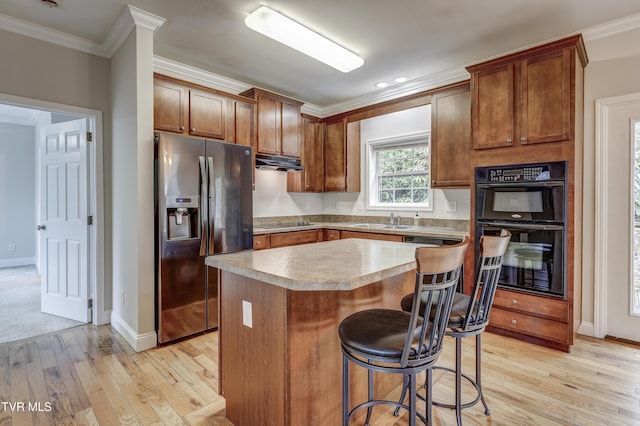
[
  {"xmin": 582, "ymin": 11, "xmax": 640, "ymax": 41},
  {"xmin": 2, "ymin": 7, "xmax": 640, "ymax": 115},
  {"xmin": 320, "ymin": 67, "xmax": 470, "ymax": 117},
  {"xmin": 0, "ymin": 12, "xmax": 107, "ymax": 57},
  {"xmin": 0, "ymin": 6, "xmax": 165, "ymax": 59},
  {"xmin": 103, "ymin": 5, "xmax": 165, "ymax": 58},
  {"xmin": 153, "ymin": 56, "xmax": 252, "ymax": 94}
]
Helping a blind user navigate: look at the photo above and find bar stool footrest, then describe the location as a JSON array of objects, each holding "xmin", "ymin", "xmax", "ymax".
[{"xmin": 428, "ymin": 366, "xmax": 488, "ymax": 414}]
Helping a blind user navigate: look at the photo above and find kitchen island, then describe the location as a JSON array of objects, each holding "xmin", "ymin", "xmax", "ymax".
[{"xmin": 205, "ymin": 238, "xmax": 430, "ymax": 426}]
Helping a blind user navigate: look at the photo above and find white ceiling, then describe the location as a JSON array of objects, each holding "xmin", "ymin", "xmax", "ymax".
[{"xmin": 1, "ymin": 0, "xmax": 640, "ymax": 114}]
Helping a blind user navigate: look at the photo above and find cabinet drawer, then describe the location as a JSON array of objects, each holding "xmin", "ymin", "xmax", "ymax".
[
  {"xmin": 490, "ymin": 307, "xmax": 569, "ymax": 344},
  {"xmin": 493, "ymin": 289, "xmax": 568, "ymax": 322},
  {"xmin": 270, "ymin": 230, "xmax": 321, "ymax": 248},
  {"xmin": 325, "ymin": 229, "xmax": 340, "ymax": 241},
  {"xmin": 253, "ymin": 235, "xmax": 270, "ymax": 250}
]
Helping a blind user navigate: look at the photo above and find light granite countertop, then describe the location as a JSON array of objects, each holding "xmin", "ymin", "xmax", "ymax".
[
  {"xmin": 205, "ymin": 239, "xmax": 423, "ymax": 291},
  {"xmin": 253, "ymin": 221, "xmax": 468, "ymax": 240}
]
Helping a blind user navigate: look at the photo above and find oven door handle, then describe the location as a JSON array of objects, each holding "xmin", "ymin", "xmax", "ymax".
[{"xmin": 480, "ymin": 222, "xmax": 564, "ymax": 231}]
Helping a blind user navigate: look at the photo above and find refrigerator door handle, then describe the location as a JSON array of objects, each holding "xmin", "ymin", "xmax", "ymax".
[
  {"xmin": 208, "ymin": 156, "xmax": 216, "ymax": 255},
  {"xmin": 199, "ymin": 155, "xmax": 207, "ymax": 256}
]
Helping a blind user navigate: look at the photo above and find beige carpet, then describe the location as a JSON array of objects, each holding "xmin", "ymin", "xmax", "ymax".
[{"xmin": 0, "ymin": 265, "xmax": 85, "ymax": 345}]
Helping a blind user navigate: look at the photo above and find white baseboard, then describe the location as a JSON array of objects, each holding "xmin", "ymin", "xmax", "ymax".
[
  {"xmin": 0, "ymin": 257, "xmax": 35, "ymax": 268},
  {"xmin": 95, "ymin": 309, "xmax": 112, "ymax": 326},
  {"xmin": 577, "ymin": 321, "xmax": 594, "ymax": 337},
  {"xmin": 110, "ymin": 311, "xmax": 157, "ymax": 352}
]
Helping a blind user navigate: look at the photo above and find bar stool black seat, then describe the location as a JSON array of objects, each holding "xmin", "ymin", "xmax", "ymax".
[
  {"xmin": 396, "ymin": 230, "xmax": 510, "ymax": 425},
  {"xmin": 339, "ymin": 237, "xmax": 469, "ymax": 426}
]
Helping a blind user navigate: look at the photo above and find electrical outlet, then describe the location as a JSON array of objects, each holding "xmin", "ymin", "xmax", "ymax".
[
  {"xmin": 305, "ymin": 202, "xmax": 311, "ymax": 210},
  {"xmin": 8, "ymin": 244, "xmax": 16, "ymax": 252},
  {"xmin": 445, "ymin": 201, "xmax": 457, "ymax": 212},
  {"xmin": 242, "ymin": 300, "xmax": 253, "ymax": 328}
]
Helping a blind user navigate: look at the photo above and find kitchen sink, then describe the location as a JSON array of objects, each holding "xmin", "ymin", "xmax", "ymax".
[
  {"xmin": 380, "ymin": 225, "xmax": 414, "ymax": 230},
  {"xmin": 348, "ymin": 223, "xmax": 413, "ymax": 230}
]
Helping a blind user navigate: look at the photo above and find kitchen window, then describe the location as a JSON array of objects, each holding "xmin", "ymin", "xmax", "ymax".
[{"xmin": 365, "ymin": 132, "xmax": 432, "ymax": 210}]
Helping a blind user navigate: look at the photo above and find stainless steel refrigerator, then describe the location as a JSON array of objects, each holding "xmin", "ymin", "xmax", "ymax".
[{"xmin": 155, "ymin": 132, "xmax": 253, "ymax": 343}]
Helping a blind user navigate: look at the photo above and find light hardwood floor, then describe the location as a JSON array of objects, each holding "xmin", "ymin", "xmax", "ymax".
[{"xmin": 1, "ymin": 324, "xmax": 639, "ymax": 425}]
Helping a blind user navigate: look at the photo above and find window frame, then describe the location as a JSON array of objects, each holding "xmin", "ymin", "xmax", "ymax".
[{"xmin": 365, "ymin": 131, "xmax": 433, "ymax": 211}]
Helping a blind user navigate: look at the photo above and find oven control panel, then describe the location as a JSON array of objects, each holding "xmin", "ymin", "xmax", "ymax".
[{"xmin": 488, "ymin": 165, "xmax": 549, "ymax": 182}]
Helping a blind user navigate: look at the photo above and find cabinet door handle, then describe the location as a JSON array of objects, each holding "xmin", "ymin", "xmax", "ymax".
[
  {"xmin": 511, "ymin": 299, "xmax": 518, "ymax": 305},
  {"xmin": 180, "ymin": 126, "xmax": 185, "ymax": 131},
  {"xmin": 506, "ymin": 138, "xmax": 513, "ymax": 144},
  {"xmin": 520, "ymin": 137, "xmax": 527, "ymax": 142},
  {"xmin": 511, "ymin": 319, "xmax": 517, "ymax": 325},
  {"xmin": 191, "ymin": 127, "xmax": 196, "ymax": 132}
]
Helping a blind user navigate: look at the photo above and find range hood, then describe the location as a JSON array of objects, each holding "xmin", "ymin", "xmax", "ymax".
[{"xmin": 255, "ymin": 153, "xmax": 304, "ymax": 171}]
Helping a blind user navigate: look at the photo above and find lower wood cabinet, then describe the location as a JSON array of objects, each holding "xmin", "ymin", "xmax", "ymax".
[
  {"xmin": 324, "ymin": 229, "xmax": 340, "ymax": 241},
  {"xmin": 489, "ymin": 288, "xmax": 570, "ymax": 350},
  {"xmin": 253, "ymin": 234, "xmax": 270, "ymax": 250},
  {"xmin": 254, "ymin": 229, "xmax": 323, "ymax": 250},
  {"xmin": 339, "ymin": 230, "xmax": 404, "ymax": 242}
]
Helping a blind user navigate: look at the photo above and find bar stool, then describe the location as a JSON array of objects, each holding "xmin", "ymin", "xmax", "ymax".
[
  {"xmin": 396, "ymin": 230, "xmax": 510, "ymax": 425},
  {"xmin": 339, "ymin": 237, "xmax": 469, "ymax": 426}
]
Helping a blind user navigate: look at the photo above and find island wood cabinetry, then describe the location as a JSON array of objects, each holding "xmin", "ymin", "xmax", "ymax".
[
  {"xmin": 430, "ymin": 82, "xmax": 471, "ymax": 188},
  {"xmin": 207, "ymin": 239, "xmax": 420, "ymax": 426},
  {"xmin": 240, "ymin": 87, "xmax": 303, "ymax": 157},
  {"xmin": 286, "ymin": 114, "xmax": 324, "ymax": 192},
  {"xmin": 467, "ymin": 34, "xmax": 587, "ymax": 351},
  {"xmin": 323, "ymin": 118, "xmax": 360, "ymax": 192},
  {"xmin": 153, "ymin": 74, "xmax": 255, "ymax": 147}
]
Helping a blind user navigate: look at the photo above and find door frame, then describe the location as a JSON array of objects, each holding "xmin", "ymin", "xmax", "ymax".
[
  {"xmin": 594, "ymin": 92, "xmax": 640, "ymax": 338},
  {"xmin": 0, "ymin": 92, "xmax": 107, "ymax": 325}
]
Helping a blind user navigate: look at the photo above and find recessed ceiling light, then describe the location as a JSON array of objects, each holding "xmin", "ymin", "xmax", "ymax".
[
  {"xmin": 245, "ymin": 6, "xmax": 364, "ymax": 73},
  {"xmin": 394, "ymin": 77, "xmax": 408, "ymax": 83},
  {"xmin": 375, "ymin": 82, "xmax": 389, "ymax": 89}
]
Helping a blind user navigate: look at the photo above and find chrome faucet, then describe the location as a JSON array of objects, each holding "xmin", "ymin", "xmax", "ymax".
[{"xmin": 389, "ymin": 213, "xmax": 394, "ymax": 225}]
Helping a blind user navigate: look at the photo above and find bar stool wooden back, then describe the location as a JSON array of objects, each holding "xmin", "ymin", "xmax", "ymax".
[
  {"xmin": 397, "ymin": 229, "xmax": 510, "ymax": 425},
  {"xmin": 338, "ymin": 237, "xmax": 469, "ymax": 425}
]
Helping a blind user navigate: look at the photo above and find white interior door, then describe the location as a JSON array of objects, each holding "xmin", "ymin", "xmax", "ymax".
[
  {"xmin": 597, "ymin": 94, "xmax": 640, "ymax": 342},
  {"xmin": 39, "ymin": 119, "xmax": 90, "ymax": 323}
]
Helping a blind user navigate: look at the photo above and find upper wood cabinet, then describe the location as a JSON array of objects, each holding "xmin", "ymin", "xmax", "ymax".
[
  {"xmin": 153, "ymin": 74, "xmax": 256, "ymax": 147},
  {"xmin": 430, "ymin": 83, "xmax": 471, "ymax": 188},
  {"xmin": 154, "ymin": 77, "xmax": 188, "ymax": 133},
  {"xmin": 189, "ymin": 88, "xmax": 226, "ymax": 139},
  {"xmin": 467, "ymin": 36, "xmax": 584, "ymax": 150},
  {"xmin": 323, "ymin": 119, "xmax": 360, "ymax": 192},
  {"xmin": 240, "ymin": 88, "xmax": 303, "ymax": 158},
  {"xmin": 287, "ymin": 114, "xmax": 323, "ymax": 192}
]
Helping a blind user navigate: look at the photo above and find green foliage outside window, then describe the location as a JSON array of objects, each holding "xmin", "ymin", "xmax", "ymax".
[{"xmin": 376, "ymin": 144, "xmax": 429, "ymax": 204}]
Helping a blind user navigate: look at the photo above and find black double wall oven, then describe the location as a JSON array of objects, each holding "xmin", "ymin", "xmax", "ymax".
[{"xmin": 475, "ymin": 161, "xmax": 567, "ymax": 299}]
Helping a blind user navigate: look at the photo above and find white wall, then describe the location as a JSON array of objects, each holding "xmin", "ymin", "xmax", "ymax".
[
  {"xmin": 253, "ymin": 169, "xmax": 322, "ymax": 217},
  {"xmin": 580, "ymin": 27, "xmax": 640, "ymax": 331},
  {"xmin": 323, "ymin": 105, "xmax": 470, "ymax": 220},
  {"xmin": 252, "ymin": 105, "xmax": 471, "ymax": 221},
  {"xmin": 0, "ymin": 29, "xmax": 113, "ymax": 318},
  {"xmin": 0, "ymin": 123, "xmax": 36, "ymax": 267}
]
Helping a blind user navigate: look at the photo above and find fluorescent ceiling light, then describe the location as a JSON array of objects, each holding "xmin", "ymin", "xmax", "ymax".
[{"xmin": 245, "ymin": 5, "xmax": 364, "ymax": 73}]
